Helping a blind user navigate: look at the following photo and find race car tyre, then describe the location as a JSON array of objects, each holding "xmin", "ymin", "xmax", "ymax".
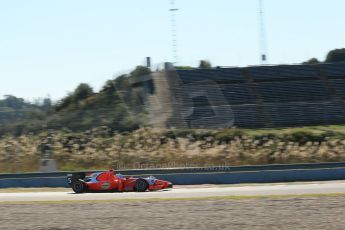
[
  {"xmin": 72, "ymin": 180, "xmax": 86, "ymax": 193},
  {"xmin": 134, "ymin": 179, "xmax": 149, "ymax": 192}
]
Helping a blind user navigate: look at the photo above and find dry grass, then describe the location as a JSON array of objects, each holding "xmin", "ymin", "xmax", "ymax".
[{"xmin": 1, "ymin": 126, "xmax": 345, "ymax": 172}]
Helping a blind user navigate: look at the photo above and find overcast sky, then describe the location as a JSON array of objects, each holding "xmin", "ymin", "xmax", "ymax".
[{"xmin": 1, "ymin": 0, "xmax": 345, "ymax": 101}]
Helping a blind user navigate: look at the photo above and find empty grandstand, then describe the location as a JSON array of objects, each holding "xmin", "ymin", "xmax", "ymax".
[{"xmin": 146, "ymin": 62, "xmax": 345, "ymax": 129}]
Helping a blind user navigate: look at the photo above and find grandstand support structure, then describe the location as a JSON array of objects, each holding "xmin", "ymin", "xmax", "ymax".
[{"xmin": 143, "ymin": 62, "xmax": 345, "ymax": 129}]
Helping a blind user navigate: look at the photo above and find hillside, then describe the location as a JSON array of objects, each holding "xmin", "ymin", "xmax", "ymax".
[{"xmin": 0, "ymin": 66, "xmax": 151, "ymax": 136}]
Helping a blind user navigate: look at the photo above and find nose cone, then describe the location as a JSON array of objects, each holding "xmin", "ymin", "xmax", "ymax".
[{"xmin": 167, "ymin": 182, "xmax": 173, "ymax": 188}]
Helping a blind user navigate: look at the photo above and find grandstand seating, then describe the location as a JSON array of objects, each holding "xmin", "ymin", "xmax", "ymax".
[{"xmin": 172, "ymin": 62, "xmax": 345, "ymax": 128}]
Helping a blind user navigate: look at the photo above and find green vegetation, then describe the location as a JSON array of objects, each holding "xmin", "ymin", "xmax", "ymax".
[
  {"xmin": 303, "ymin": 58, "xmax": 320, "ymax": 65},
  {"xmin": 305, "ymin": 48, "xmax": 345, "ymax": 64},
  {"xmin": 0, "ymin": 66, "xmax": 151, "ymax": 136},
  {"xmin": 199, "ymin": 60, "xmax": 212, "ymax": 69},
  {"xmin": 326, "ymin": 48, "xmax": 345, "ymax": 63}
]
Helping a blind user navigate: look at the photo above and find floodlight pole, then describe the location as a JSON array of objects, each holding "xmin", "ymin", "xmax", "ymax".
[
  {"xmin": 170, "ymin": 0, "xmax": 179, "ymax": 64},
  {"xmin": 259, "ymin": 0, "xmax": 268, "ymax": 64}
]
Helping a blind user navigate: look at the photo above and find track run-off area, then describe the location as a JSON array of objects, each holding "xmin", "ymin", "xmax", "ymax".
[{"xmin": 1, "ymin": 181, "xmax": 345, "ymax": 203}]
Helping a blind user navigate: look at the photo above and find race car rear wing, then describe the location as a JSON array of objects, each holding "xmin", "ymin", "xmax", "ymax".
[{"xmin": 66, "ymin": 172, "xmax": 86, "ymax": 185}]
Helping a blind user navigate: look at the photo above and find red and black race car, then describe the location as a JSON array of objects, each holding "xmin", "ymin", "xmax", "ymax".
[{"xmin": 67, "ymin": 169, "xmax": 173, "ymax": 193}]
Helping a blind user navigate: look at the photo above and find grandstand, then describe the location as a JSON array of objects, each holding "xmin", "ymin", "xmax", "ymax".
[{"xmin": 148, "ymin": 62, "xmax": 345, "ymax": 129}]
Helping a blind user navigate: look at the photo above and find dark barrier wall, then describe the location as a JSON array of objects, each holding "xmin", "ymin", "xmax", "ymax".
[
  {"xmin": 1, "ymin": 162, "xmax": 345, "ymax": 188},
  {"xmin": 163, "ymin": 63, "xmax": 345, "ymax": 129},
  {"xmin": 155, "ymin": 168, "xmax": 345, "ymax": 185}
]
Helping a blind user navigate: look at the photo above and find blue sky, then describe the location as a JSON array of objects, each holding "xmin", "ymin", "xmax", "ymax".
[{"xmin": 1, "ymin": 0, "xmax": 345, "ymax": 100}]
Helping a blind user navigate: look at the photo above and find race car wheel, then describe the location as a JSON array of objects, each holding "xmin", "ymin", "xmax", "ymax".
[
  {"xmin": 134, "ymin": 179, "xmax": 149, "ymax": 192},
  {"xmin": 72, "ymin": 180, "xmax": 86, "ymax": 193}
]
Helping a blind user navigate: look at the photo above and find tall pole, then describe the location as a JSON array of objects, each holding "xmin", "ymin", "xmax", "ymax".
[
  {"xmin": 259, "ymin": 0, "xmax": 268, "ymax": 64},
  {"xmin": 170, "ymin": 0, "xmax": 179, "ymax": 64}
]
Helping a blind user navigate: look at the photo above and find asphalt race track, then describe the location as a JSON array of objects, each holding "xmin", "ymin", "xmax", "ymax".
[{"xmin": 1, "ymin": 181, "xmax": 345, "ymax": 202}]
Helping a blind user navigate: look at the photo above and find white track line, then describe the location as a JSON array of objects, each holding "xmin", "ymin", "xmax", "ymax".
[{"xmin": 1, "ymin": 181, "xmax": 345, "ymax": 202}]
